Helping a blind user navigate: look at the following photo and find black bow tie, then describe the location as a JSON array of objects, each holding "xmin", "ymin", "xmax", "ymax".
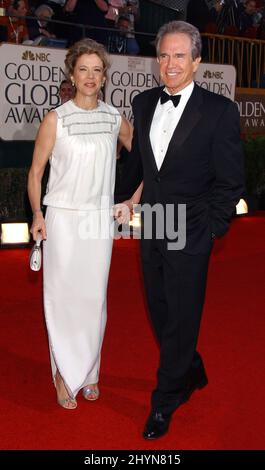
[{"xmin": 160, "ymin": 90, "xmax": 181, "ymax": 107}]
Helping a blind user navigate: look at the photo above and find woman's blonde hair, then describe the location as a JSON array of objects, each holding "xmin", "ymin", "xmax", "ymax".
[{"xmin": 64, "ymin": 38, "xmax": 110, "ymax": 81}]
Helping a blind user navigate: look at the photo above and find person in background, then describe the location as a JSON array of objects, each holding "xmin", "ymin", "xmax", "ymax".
[
  {"xmin": 44, "ymin": 0, "xmax": 73, "ymax": 39},
  {"xmin": 238, "ymin": 0, "xmax": 258, "ymax": 35},
  {"xmin": 105, "ymin": 0, "xmax": 124, "ymax": 27},
  {"xmin": 0, "ymin": 0, "xmax": 29, "ymax": 43},
  {"xmin": 257, "ymin": 4, "xmax": 265, "ymax": 38},
  {"xmin": 108, "ymin": 14, "xmax": 130, "ymax": 54},
  {"xmin": 105, "ymin": 0, "xmax": 139, "ymax": 53},
  {"xmin": 45, "ymin": 0, "xmax": 66, "ymax": 18},
  {"xmin": 27, "ymin": 38, "xmax": 133, "ymax": 409},
  {"xmin": 186, "ymin": 0, "xmax": 223, "ymax": 33},
  {"xmin": 27, "ymin": 3, "xmax": 55, "ymax": 41},
  {"xmin": 121, "ymin": 0, "xmax": 140, "ymax": 54},
  {"xmin": 65, "ymin": 0, "xmax": 109, "ymax": 44},
  {"xmin": 59, "ymin": 78, "xmax": 74, "ymax": 103}
]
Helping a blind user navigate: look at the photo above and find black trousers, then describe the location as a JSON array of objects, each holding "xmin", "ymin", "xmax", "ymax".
[{"xmin": 141, "ymin": 239, "xmax": 212, "ymax": 415}]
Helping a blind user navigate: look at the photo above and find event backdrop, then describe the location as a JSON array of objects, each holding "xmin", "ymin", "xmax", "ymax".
[{"xmin": 0, "ymin": 43, "xmax": 236, "ymax": 141}]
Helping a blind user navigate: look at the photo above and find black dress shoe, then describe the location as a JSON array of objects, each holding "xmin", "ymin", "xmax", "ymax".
[
  {"xmin": 179, "ymin": 375, "xmax": 208, "ymax": 406},
  {"xmin": 143, "ymin": 411, "xmax": 171, "ymax": 440}
]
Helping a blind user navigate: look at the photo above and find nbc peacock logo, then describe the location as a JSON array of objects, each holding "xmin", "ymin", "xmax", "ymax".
[
  {"xmin": 21, "ymin": 50, "xmax": 51, "ymax": 62},
  {"xmin": 22, "ymin": 50, "xmax": 35, "ymax": 61},
  {"xmin": 203, "ymin": 70, "xmax": 223, "ymax": 79}
]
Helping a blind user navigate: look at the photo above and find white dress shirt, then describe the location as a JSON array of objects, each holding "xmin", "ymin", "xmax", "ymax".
[{"xmin": 150, "ymin": 81, "xmax": 194, "ymax": 171}]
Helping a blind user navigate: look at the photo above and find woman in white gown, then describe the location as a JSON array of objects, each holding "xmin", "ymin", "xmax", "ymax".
[{"xmin": 27, "ymin": 38, "xmax": 133, "ymax": 409}]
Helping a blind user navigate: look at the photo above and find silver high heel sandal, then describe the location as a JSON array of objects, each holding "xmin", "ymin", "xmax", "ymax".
[
  {"xmin": 82, "ymin": 385, "xmax": 100, "ymax": 401},
  {"xmin": 57, "ymin": 396, "xmax": 77, "ymax": 409},
  {"xmin": 55, "ymin": 372, "xmax": 77, "ymax": 409}
]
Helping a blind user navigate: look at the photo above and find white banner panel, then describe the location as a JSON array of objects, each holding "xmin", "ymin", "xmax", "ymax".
[
  {"xmin": 0, "ymin": 44, "xmax": 236, "ymax": 141},
  {"xmin": 194, "ymin": 63, "xmax": 236, "ymax": 100},
  {"xmin": 0, "ymin": 43, "xmax": 66, "ymax": 141},
  {"xmin": 105, "ymin": 54, "xmax": 161, "ymax": 121}
]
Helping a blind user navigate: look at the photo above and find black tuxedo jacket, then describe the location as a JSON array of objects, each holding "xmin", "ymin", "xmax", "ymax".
[{"xmin": 121, "ymin": 84, "xmax": 245, "ymax": 255}]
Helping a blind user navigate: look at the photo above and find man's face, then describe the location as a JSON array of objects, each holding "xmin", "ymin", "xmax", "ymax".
[
  {"xmin": 245, "ymin": 1, "xmax": 257, "ymax": 15},
  {"xmin": 38, "ymin": 9, "xmax": 53, "ymax": 26},
  {"xmin": 158, "ymin": 33, "xmax": 201, "ymax": 94},
  {"xmin": 16, "ymin": 0, "xmax": 27, "ymax": 16},
  {"xmin": 118, "ymin": 18, "xmax": 130, "ymax": 35}
]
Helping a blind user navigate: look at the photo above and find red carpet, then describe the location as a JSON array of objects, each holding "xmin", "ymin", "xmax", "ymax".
[{"xmin": 0, "ymin": 213, "xmax": 264, "ymax": 450}]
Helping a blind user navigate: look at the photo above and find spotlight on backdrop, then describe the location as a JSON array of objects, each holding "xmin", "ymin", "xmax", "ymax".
[
  {"xmin": 236, "ymin": 199, "xmax": 248, "ymax": 215},
  {"xmin": 0, "ymin": 1, "xmax": 6, "ymax": 16},
  {"xmin": 1, "ymin": 223, "xmax": 30, "ymax": 246}
]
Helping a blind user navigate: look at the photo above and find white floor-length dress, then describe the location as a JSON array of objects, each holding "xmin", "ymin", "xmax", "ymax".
[{"xmin": 42, "ymin": 99, "xmax": 121, "ymax": 398}]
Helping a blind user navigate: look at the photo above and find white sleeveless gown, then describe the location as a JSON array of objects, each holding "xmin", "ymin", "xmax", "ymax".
[{"xmin": 42, "ymin": 100, "xmax": 121, "ymax": 398}]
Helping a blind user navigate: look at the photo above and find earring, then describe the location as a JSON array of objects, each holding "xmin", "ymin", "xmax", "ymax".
[
  {"xmin": 101, "ymin": 81, "xmax": 105, "ymax": 88},
  {"xmin": 71, "ymin": 80, "xmax": 75, "ymax": 87}
]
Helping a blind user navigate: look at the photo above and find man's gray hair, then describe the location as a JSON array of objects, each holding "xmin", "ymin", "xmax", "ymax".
[
  {"xmin": 35, "ymin": 4, "xmax": 54, "ymax": 17},
  {"xmin": 156, "ymin": 21, "xmax": 202, "ymax": 61}
]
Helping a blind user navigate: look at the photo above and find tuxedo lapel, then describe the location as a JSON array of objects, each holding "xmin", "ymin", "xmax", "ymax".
[
  {"xmin": 159, "ymin": 84, "xmax": 203, "ymax": 173},
  {"xmin": 139, "ymin": 87, "xmax": 162, "ymax": 174}
]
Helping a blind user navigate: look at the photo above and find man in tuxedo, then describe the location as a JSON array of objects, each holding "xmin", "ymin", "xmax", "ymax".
[{"xmin": 121, "ymin": 20, "xmax": 244, "ymax": 439}]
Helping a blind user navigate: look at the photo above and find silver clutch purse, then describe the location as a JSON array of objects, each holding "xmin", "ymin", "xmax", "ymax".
[{"xmin": 29, "ymin": 235, "xmax": 42, "ymax": 271}]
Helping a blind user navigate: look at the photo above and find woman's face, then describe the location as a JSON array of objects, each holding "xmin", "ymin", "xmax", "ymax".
[{"xmin": 71, "ymin": 53, "xmax": 105, "ymax": 99}]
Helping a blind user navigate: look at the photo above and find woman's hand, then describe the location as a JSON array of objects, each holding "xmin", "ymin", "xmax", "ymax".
[
  {"xmin": 113, "ymin": 200, "xmax": 133, "ymax": 225},
  {"xmin": 113, "ymin": 182, "xmax": 143, "ymax": 224},
  {"xmin": 30, "ymin": 212, "xmax": 47, "ymax": 241}
]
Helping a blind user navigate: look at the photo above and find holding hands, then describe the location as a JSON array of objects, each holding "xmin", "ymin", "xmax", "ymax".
[{"xmin": 113, "ymin": 199, "xmax": 133, "ymax": 225}]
